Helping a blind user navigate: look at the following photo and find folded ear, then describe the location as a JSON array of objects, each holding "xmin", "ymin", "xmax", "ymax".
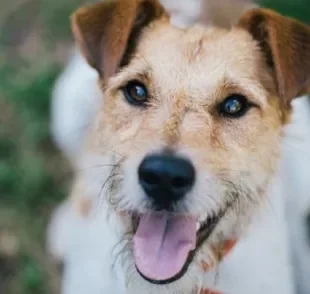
[
  {"xmin": 238, "ymin": 8, "xmax": 310, "ymax": 105},
  {"xmin": 201, "ymin": 0, "xmax": 257, "ymax": 28},
  {"xmin": 71, "ymin": 0, "xmax": 166, "ymax": 81}
]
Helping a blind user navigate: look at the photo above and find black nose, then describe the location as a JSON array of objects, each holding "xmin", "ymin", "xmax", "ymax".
[{"xmin": 138, "ymin": 154, "xmax": 195, "ymax": 209}]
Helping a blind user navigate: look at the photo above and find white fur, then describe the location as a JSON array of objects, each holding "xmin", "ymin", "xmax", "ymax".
[
  {"xmin": 50, "ymin": 48, "xmax": 101, "ymax": 165},
  {"xmin": 282, "ymin": 97, "xmax": 310, "ymax": 294}
]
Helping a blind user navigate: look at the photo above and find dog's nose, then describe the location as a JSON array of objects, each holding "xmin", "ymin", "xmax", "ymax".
[{"xmin": 138, "ymin": 154, "xmax": 195, "ymax": 209}]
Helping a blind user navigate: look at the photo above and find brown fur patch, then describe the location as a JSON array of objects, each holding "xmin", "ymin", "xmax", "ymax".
[
  {"xmin": 238, "ymin": 8, "xmax": 310, "ymax": 105},
  {"xmin": 71, "ymin": 0, "xmax": 166, "ymax": 82}
]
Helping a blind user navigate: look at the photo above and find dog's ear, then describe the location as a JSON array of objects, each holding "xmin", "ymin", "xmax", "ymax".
[
  {"xmin": 201, "ymin": 0, "xmax": 257, "ymax": 28},
  {"xmin": 238, "ymin": 9, "xmax": 310, "ymax": 105},
  {"xmin": 71, "ymin": 0, "xmax": 165, "ymax": 81}
]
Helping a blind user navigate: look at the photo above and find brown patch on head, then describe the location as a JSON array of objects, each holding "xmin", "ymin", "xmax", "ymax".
[
  {"xmin": 71, "ymin": 0, "xmax": 166, "ymax": 83},
  {"xmin": 238, "ymin": 8, "xmax": 310, "ymax": 106}
]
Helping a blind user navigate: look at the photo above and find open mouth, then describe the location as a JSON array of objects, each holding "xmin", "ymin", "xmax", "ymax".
[{"xmin": 132, "ymin": 210, "xmax": 226, "ymax": 285}]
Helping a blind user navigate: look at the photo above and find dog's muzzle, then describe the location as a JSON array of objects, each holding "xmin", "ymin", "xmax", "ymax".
[{"xmin": 130, "ymin": 153, "xmax": 237, "ymax": 284}]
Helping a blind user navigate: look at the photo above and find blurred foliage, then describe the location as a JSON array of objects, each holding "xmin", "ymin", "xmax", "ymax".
[
  {"xmin": 261, "ymin": 0, "xmax": 310, "ymax": 23},
  {"xmin": 0, "ymin": 1, "xmax": 80, "ymax": 293},
  {"xmin": 0, "ymin": 0, "xmax": 309, "ymax": 293}
]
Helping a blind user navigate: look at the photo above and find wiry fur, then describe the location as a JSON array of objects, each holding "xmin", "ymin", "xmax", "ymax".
[{"xmin": 48, "ymin": 0, "xmax": 310, "ymax": 293}]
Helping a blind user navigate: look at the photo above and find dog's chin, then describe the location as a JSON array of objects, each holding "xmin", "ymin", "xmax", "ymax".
[{"xmin": 130, "ymin": 208, "xmax": 227, "ymax": 285}]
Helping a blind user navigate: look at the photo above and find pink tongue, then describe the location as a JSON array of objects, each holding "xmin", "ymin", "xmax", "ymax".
[{"xmin": 133, "ymin": 211, "xmax": 196, "ymax": 281}]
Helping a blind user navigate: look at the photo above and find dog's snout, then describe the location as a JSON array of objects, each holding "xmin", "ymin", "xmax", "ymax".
[{"xmin": 138, "ymin": 154, "xmax": 195, "ymax": 209}]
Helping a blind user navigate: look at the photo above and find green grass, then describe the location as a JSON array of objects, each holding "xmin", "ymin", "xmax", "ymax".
[
  {"xmin": 0, "ymin": 58, "xmax": 68, "ymax": 294},
  {"xmin": 0, "ymin": 0, "xmax": 309, "ymax": 293},
  {"xmin": 0, "ymin": 1, "xmax": 85, "ymax": 293}
]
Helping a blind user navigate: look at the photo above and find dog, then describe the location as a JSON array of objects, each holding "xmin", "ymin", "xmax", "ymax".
[{"xmin": 48, "ymin": 0, "xmax": 310, "ymax": 293}]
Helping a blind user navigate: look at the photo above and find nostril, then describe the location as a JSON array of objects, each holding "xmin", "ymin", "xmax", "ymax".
[
  {"xmin": 141, "ymin": 171, "xmax": 162, "ymax": 187},
  {"xmin": 171, "ymin": 177, "xmax": 191, "ymax": 189}
]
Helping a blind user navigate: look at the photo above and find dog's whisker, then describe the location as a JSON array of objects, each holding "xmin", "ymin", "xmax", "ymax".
[
  {"xmin": 111, "ymin": 238, "xmax": 131, "ymax": 271},
  {"xmin": 87, "ymin": 146, "xmax": 126, "ymax": 158},
  {"xmin": 97, "ymin": 170, "xmax": 119, "ymax": 200},
  {"xmin": 75, "ymin": 164, "xmax": 120, "ymax": 174}
]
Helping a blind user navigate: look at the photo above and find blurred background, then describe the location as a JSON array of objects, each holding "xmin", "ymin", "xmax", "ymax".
[{"xmin": 0, "ymin": 0, "xmax": 309, "ymax": 293}]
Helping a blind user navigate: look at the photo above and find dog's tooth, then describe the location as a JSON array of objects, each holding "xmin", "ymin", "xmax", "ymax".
[
  {"xmin": 199, "ymin": 213, "xmax": 208, "ymax": 223},
  {"xmin": 196, "ymin": 222, "xmax": 201, "ymax": 231}
]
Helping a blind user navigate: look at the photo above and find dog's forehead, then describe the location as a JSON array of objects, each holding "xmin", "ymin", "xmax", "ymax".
[{"xmin": 137, "ymin": 23, "xmax": 266, "ymax": 94}]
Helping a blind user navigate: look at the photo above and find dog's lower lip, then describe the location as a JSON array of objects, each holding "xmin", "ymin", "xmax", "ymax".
[{"xmin": 132, "ymin": 212, "xmax": 223, "ymax": 284}]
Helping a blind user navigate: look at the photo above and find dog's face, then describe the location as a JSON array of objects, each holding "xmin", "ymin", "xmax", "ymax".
[{"xmin": 72, "ymin": 0, "xmax": 310, "ymax": 291}]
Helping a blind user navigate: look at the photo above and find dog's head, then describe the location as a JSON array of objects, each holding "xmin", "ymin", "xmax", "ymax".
[{"xmin": 71, "ymin": 0, "xmax": 310, "ymax": 290}]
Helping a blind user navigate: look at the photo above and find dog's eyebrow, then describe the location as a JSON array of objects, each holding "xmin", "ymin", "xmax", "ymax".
[
  {"xmin": 107, "ymin": 66, "xmax": 152, "ymax": 94},
  {"xmin": 120, "ymin": 57, "xmax": 152, "ymax": 82},
  {"xmin": 198, "ymin": 74, "xmax": 267, "ymax": 109},
  {"xmin": 221, "ymin": 79, "xmax": 268, "ymax": 107},
  {"xmin": 135, "ymin": 71, "xmax": 152, "ymax": 83}
]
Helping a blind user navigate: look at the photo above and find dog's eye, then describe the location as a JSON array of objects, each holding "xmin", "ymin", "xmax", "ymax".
[
  {"xmin": 219, "ymin": 94, "xmax": 249, "ymax": 118},
  {"xmin": 123, "ymin": 81, "xmax": 148, "ymax": 106}
]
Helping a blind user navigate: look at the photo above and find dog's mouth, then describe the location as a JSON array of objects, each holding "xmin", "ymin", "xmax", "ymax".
[{"xmin": 132, "ymin": 209, "xmax": 225, "ymax": 285}]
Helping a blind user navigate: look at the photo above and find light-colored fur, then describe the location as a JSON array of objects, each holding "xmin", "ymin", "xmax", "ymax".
[
  {"xmin": 51, "ymin": 47, "xmax": 101, "ymax": 165},
  {"xmin": 48, "ymin": 1, "xmax": 310, "ymax": 293}
]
